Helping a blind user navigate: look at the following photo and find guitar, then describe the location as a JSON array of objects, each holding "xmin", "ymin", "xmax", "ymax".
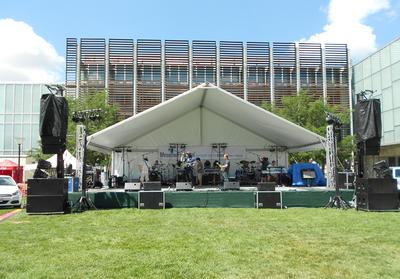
[{"xmin": 216, "ymin": 162, "xmax": 226, "ymax": 172}]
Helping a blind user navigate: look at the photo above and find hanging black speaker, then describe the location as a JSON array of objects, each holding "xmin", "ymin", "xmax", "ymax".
[
  {"xmin": 39, "ymin": 94, "xmax": 68, "ymax": 154},
  {"xmin": 354, "ymin": 99, "xmax": 381, "ymax": 155}
]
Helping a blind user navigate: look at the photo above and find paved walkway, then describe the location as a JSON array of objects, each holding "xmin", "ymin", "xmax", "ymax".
[{"xmin": 0, "ymin": 209, "xmax": 21, "ymax": 222}]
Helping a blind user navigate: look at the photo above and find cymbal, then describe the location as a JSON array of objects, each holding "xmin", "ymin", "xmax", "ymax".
[
  {"xmin": 240, "ymin": 160, "xmax": 249, "ymax": 164},
  {"xmin": 250, "ymin": 161, "xmax": 256, "ymax": 164}
]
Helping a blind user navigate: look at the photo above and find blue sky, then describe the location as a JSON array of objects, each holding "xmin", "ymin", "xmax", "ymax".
[{"xmin": 0, "ymin": 0, "xmax": 399, "ymax": 82}]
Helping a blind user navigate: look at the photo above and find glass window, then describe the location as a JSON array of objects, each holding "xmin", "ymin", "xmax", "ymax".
[
  {"xmin": 0, "ymin": 84, "xmax": 5, "ymax": 113},
  {"xmin": 23, "ymin": 114, "xmax": 31, "ymax": 123},
  {"xmin": 23, "ymin": 124, "xmax": 31, "ymax": 152},
  {"xmin": 205, "ymin": 67, "xmax": 215, "ymax": 83},
  {"xmin": 4, "ymin": 124, "xmax": 13, "ymax": 150},
  {"xmin": 5, "ymin": 115, "xmax": 13, "ymax": 123},
  {"xmin": 32, "ymin": 114, "xmax": 40, "ymax": 123},
  {"xmin": 0, "ymin": 124, "xmax": 4, "ymax": 151},
  {"xmin": 221, "ymin": 67, "xmax": 231, "ymax": 83},
  {"xmin": 383, "ymin": 111, "xmax": 393, "ymax": 132},
  {"xmin": 14, "ymin": 114, "xmax": 22, "ymax": 123},
  {"xmin": 88, "ymin": 65, "xmax": 98, "ymax": 80},
  {"xmin": 391, "ymin": 39, "xmax": 400, "ymax": 64},
  {"xmin": 14, "ymin": 85, "xmax": 24, "ymax": 113},
  {"xmin": 115, "ymin": 65, "xmax": 125, "ymax": 81},
  {"xmin": 5, "ymin": 84, "xmax": 14, "ymax": 113},
  {"xmin": 166, "ymin": 66, "xmax": 179, "ymax": 83},
  {"xmin": 248, "ymin": 66, "xmax": 256, "ymax": 82},
  {"xmin": 31, "ymin": 125, "xmax": 40, "ymax": 147},
  {"xmin": 179, "ymin": 66, "xmax": 188, "ymax": 83},
  {"xmin": 381, "ymin": 67, "xmax": 392, "ymax": 89},
  {"xmin": 23, "ymin": 85, "xmax": 32, "ymax": 113}
]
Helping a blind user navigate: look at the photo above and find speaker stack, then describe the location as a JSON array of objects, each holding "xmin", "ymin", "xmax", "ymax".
[
  {"xmin": 26, "ymin": 178, "xmax": 69, "ymax": 214},
  {"xmin": 355, "ymin": 178, "xmax": 399, "ymax": 211},
  {"xmin": 39, "ymin": 94, "xmax": 68, "ymax": 154}
]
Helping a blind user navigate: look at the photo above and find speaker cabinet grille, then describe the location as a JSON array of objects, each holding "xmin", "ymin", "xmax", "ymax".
[
  {"xmin": 138, "ymin": 191, "xmax": 165, "ymax": 209},
  {"xmin": 27, "ymin": 179, "xmax": 69, "ymax": 214},
  {"xmin": 355, "ymin": 178, "xmax": 399, "ymax": 211},
  {"xmin": 27, "ymin": 195, "xmax": 68, "ymax": 213},
  {"xmin": 28, "ymin": 179, "xmax": 68, "ymax": 195},
  {"xmin": 256, "ymin": 191, "xmax": 282, "ymax": 209}
]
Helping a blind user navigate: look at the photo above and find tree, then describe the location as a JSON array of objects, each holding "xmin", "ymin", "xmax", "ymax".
[
  {"xmin": 67, "ymin": 91, "xmax": 120, "ymax": 166},
  {"xmin": 261, "ymin": 90, "xmax": 354, "ymax": 167}
]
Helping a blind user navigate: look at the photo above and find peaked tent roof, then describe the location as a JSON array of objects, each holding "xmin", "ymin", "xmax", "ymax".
[
  {"xmin": 47, "ymin": 150, "xmax": 77, "ymax": 169},
  {"xmin": 87, "ymin": 84, "xmax": 325, "ymax": 153}
]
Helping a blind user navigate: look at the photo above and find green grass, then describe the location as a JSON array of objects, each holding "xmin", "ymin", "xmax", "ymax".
[{"xmin": 1, "ymin": 208, "xmax": 399, "ymax": 279}]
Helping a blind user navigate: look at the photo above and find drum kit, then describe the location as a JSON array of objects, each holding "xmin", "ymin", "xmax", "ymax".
[{"xmin": 235, "ymin": 160, "xmax": 259, "ymax": 185}]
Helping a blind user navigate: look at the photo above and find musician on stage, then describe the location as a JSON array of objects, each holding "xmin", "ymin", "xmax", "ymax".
[
  {"xmin": 260, "ymin": 157, "xmax": 269, "ymax": 182},
  {"xmin": 139, "ymin": 157, "xmax": 150, "ymax": 184},
  {"xmin": 184, "ymin": 152, "xmax": 196, "ymax": 185},
  {"xmin": 220, "ymin": 153, "xmax": 230, "ymax": 182},
  {"xmin": 194, "ymin": 157, "xmax": 204, "ymax": 187}
]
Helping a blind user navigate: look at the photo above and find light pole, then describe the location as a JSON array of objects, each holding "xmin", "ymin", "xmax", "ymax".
[{"xmin": 15, "ymin": 137, "xmax": 25, "ymax": 184}]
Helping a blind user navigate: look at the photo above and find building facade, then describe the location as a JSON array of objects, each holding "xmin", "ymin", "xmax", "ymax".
[
  {"xmin": 66, "ymin": 39, "xmax": 351, "ymax": 118},
  {"xmin": 352, "ymin": 37, "xmax": 400, "ymax": 166},
  {"xmin": 0, "ymin": 83, "xmax": 48, "ymax": 159}
]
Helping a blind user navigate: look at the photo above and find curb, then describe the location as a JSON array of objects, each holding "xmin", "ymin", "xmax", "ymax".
[{"xmin": 0, "ymin": 209, "xmax": 22, "ymax": 222}]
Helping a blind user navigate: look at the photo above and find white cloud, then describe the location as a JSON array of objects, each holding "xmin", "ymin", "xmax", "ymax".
[
  {"xmin": 302, "ymin": 0, "xmax": 391, "ymax": 61},
  {"xmin": 0, "ymin": 18, "xmax": 64, "ymax": 82}
]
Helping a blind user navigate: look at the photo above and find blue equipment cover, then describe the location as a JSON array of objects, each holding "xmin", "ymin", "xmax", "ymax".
[{"xmin": 291, "ymin": 163, "xmax": 326, "ymax": 186}]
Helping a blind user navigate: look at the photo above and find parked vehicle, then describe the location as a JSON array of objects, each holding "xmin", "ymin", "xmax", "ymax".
[
  {"xmin": 390, "ymin": 167, "xmax": 400, "ymax": 190},
  {"xmin": 0, "ymin": 175, "xmax": 22, "ymax": 208}
]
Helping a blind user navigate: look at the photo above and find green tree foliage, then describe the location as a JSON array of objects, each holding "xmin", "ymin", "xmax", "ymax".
[
  {"xmin": 261, "ymin": 90, "xmax": 354, "ymax": 168},
  {"xmin": 67, "ymin": 91, "xmax": 120, "ymax": 166}
]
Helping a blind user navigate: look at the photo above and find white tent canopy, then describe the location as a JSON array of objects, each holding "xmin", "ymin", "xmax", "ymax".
[
  {"xmin": 87, "ymin": 84, "xmax": 325, "ymax": 153},
  {"xmin": 47, "ymin": 150, "xmax": 77, "ymax": 169}
]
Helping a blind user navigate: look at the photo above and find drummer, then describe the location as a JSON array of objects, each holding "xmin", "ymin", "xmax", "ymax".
[{"xmin": 260, "ymin": 157, "xmax": 269, "ymax": 182}]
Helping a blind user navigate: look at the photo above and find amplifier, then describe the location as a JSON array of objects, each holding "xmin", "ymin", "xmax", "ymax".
[
  {"xmin": 143, "ymin": 181, "xmax": 162, "ymax": 191},
  {"xmin": 222, "ymin": 181, "xmax": 240, "ymax": 190},
  {"xmin": 257, "ymin": 182, "xmax": 276, "ymax": 191},
  {"xmin": 256, "ymin": 191, "xmax": 282, "ymax": 209},
  {"xmin": 28, "ymin": 178, "xmax": 68, "ymax": 196},
  {"xmin": 176, "ymin": 182, "xmax": 192, "ymax": 191},
  {"xmin": 138, "ymin": 191, "xmax": 165, "ymax": 209},
  {"xmin": 355, "ymin": 178, "xmax": 399, "ymax": 211},
  {"xmin": 124, "ymin": 182, "xmax": 141, "ymax": 192}
]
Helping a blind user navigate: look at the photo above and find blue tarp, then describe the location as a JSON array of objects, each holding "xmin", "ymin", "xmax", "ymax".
[{"xmin": 290, "ymin": 163, "xmax": 326, "ymax": 186}]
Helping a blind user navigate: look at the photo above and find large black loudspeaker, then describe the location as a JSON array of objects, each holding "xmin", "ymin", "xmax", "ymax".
[
  {"xmin": 256, "ymin": 191, "xmax": 282, "ymax": 209},
  {"xmin": 355, "ymin": 178, "xmax": 399, "ymax": 211},
  {"xmin": 26, "ymin": 178, "xmax": 69, "ymax": 214},
  {"xmin": 354, "ymin": 99, "xmax": 381, "ymax": 155},
  {"xmin": 138, "ymin": 191, "xmax": 165, "ymax": 209},
  {"xmin": 39, "ymin": 94, "xmax": 68, "ymax": 154}
]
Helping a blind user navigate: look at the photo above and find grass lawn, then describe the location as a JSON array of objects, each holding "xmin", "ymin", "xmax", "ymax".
[{"xmin": 1, "ymin": 208, "xmax": 399, "ymax": 279}]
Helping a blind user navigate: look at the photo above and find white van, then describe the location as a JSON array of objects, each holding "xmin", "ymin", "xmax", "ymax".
[{"xmin": 390, "ymin": 167, "xmax": 400, "ymax": 190}]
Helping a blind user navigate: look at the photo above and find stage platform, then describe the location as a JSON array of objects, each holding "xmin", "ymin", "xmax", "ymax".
[{"xmin": 68, "ymin": 187, "xmax": 355, "ymax": 209}]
